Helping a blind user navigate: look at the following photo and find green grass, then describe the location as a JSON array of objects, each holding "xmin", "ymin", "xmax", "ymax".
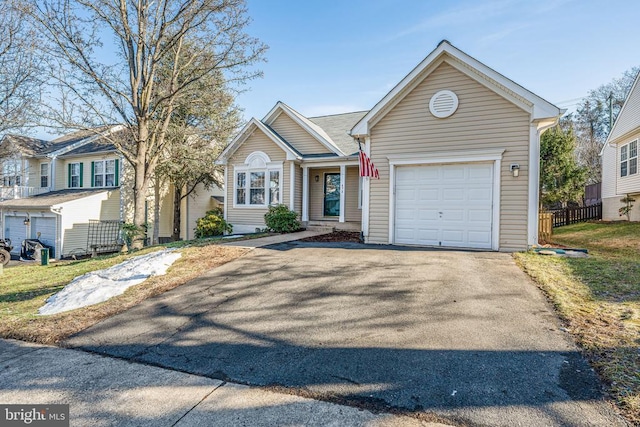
[
  {"xmin": 515, "ymin": 221, "xmax": 640, "ymax": 423},
  {"xmin": 0, "ymin": 240, "xmax": 250, "ymax": 344}
]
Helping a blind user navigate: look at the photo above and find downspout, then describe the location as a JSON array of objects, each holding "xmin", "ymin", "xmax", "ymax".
[
  {"xmin": 49, "ymin": 155, "xmax": 57, "ymax": 191},
  {"xmin": 49, "ymin": 206, "xmax": 63, "ymax": 259}
]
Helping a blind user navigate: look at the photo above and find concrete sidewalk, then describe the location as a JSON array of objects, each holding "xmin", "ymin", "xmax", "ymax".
[
  {"xmin": 0, "ymin": 339, "xmax": 445, "ymax": 427},
  {"xmin": 222, "ymin": 229, "xmax": 331, "ymax": 248}
]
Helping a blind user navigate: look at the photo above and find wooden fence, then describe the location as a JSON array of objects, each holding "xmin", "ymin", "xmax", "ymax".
[
  {"xmin": 551, "ymin": 203, "xmax": 602, "ymax": 228},
  {"xmin": 538, "ymin": 213, "xmax": 553, "ymax": 242}
]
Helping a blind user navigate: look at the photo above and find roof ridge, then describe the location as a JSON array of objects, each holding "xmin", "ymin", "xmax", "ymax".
[{"xmin": 308, "ymin": 110, "xmax": 370, "ymax": 119}]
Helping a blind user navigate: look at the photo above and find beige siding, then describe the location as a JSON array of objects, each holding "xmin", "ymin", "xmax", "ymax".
[
  {"xmin": 615, "ymin": 129, "xmax": 640, "ymax": 195},
  {"xmin": 183, "ymin": 183, "xmax": 216, "ymax": 240},
  {"xmin": 59, "ymin": 154, "xmax": 121, "ymax": 190},
  {"xmin": 24, "ymin": 158, "xmax": 39, "ymax": 188},
  {"xmin": 158, "ymin": 185, "xmax": 174, "ymax": 239},
  {"xmin": 226, "ymin": 130, "xmax": 288, "ymax": 231},
  {"xmin": 345, "ymin": 166, "xmax": 361, "ymax": 222},
  {"xmin": 54, "ymin": 158, "xmax": 66, "ymax": 190},
  {"xmin": 367, "ymin": 61, "xmax": 530, "ymax": 250},
  {"xmin": 270, "ymin": 112, "xmax": 332, "ymax": 155},
  {"xmin": 60, "ymin": 189, "xmax": 120, "ymax": 257}
]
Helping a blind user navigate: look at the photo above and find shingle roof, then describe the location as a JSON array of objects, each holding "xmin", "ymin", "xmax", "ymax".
[
  {"xmin": 309, "ymin": 111, "xmax": 368, "ymax": 156},
  {"xmin": 0, "ymin": 189, "xmax": 113, "ymax": 209},
  {"xmin": 60, "ymin": 140, "xmax": 117, "ymax": 157},
  {"xmin": 1, "ymin": 126, "xmax": 121, "ymax": 158}
]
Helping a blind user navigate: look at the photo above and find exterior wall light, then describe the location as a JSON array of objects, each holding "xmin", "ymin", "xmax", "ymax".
[
  {"xmin": 510, "ymin": 164, "xmax": 520, "ymax": 177},
  {"xmin": 315, "ymin": 175, "xmax": 319, "ymax": 182},
  {"xmin": 23, "ymin": 217, "xmax": 30, "ymax": 225}
]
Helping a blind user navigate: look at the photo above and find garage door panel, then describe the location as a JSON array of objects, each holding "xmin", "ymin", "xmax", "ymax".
[
  {"xmin": 418, "ymin": 209, "xmax": 439, "ymax": 220},
  {"xmin": 418, "ymin": 189, "xmax": 439, "ymax": 202},
  {"xmin": 5, "ymin": 216, "xmax": 27, "ymax": 254},
  {"xmin": 31, "ymin": 217, "xmax": 56, "ymax": 249},
  {"xmin": 395, "ymin": 163, "xmax": 494, "ymax": 249}
]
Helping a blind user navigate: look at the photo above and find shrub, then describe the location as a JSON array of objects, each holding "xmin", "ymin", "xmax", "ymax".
[
  {"xmin": 264, "ymin": 204, "xmax": 300, "ymax": 233},
  {"xmin": 194, "ymin": 208, "xmax": 233, "ymax": 238}
]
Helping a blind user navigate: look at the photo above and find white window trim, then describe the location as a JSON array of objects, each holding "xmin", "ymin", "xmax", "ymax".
[
  {"xmin": 620, "ymin": 139, "xmax": 638, "ymax": 178},
  {"xmin": 93, "ymin": 159, "xmax": 117, "ymax": 188},
  {"xmin": 40, "ymin": 162, "xmax": 49, "ymax": 188},
  {"xmin": 233, "ymin": 151, "xmax": 283, "ymax": 209},
  {"xmin": 70, "ymin": 162, "xmax": 81, "ymax": 188}
]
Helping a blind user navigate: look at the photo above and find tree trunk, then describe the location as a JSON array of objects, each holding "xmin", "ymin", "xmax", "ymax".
[
  {"xmin": 172, "ymin": 185, "xmax": 182, "ymax": 241},
  {"xmin": 131, "ymin": 125, "xmax": 149, "ymax": 250},
  {"xmin": 152, "ymin": 177, "xmax": 160, "ymax": 245}
]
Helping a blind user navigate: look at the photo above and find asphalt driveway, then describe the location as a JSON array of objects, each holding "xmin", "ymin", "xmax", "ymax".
[{"xmin": 66, "ymin": 242, "xmax": 625, "ymax": 427}]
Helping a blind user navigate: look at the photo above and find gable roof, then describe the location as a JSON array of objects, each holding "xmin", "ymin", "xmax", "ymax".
[
  {"xmin": 263, "ymin": 102, "xmax": 346, "ymax": 155},
  {"xmin": 1, "ymin": 126, "xmax": 123, "ymax": 158},
  {"xmin": 606, "ymin": 69, "xmax": 640, "ymax": 144},
  {"xmin": 0, "ymin": 189, "xmax": 111, "ymax": 209},
  {"xmin": 309, "ymin": 111, "xmax": 368, "ymax": 156},
  {"xmin": 351, "ymin": 40, "xmax": 562, "ymax": 136},
  {"xmin": 216, "ymin": 118, "xmax": 303, "ymax": 164}
]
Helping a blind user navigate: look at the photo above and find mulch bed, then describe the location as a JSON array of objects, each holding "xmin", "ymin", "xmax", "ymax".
[{"xmin": 299, "ymin": 231, "xmax": 361, "ymax": 243}]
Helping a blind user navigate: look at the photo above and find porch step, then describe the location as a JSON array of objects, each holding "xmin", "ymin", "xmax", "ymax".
[{"xmin": 305, "ymin": 224, "xmax": 335, "ymax": 232}]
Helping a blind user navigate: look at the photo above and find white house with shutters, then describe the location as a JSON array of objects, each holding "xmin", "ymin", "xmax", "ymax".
[{"xmin": 0, "ymin": 126, "xmax": 221, "ymax": 258}]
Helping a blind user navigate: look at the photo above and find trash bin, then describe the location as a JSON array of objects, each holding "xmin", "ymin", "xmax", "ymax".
[{"xmin": 40, "ymin": 248, "xmax": 49, "ymax": 266}]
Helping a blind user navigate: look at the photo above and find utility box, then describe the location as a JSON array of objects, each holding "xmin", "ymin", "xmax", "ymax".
[{"xmin": 40, "ymin": 248, "xmax": 50, "ymax": 266}]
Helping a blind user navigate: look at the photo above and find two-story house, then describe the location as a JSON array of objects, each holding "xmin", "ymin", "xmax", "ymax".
[{"xmin": 0, "ymin": 126, "xmax": 222, "ymax": 259}]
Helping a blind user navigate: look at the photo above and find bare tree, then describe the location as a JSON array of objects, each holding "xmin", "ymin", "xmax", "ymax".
[
  {"xmin": 0, "ymin": 0, "xmax": 42, "ymax": 135},
  {"xmin": 29, "ymin": 0, "xmax": 266, "ymax": 248}
]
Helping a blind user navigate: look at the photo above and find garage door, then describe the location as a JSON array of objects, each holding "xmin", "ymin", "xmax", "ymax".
[
  {"xmin": 31, "ymin": 217, "xmax": 56, "ymax": 250},
  {"xmin": 5, "ymin": 216, "xmax": 27, "ymax": 254},
  {"xmin": 394, "ymin": 163, "xmax": 494, "ymax": 249}
]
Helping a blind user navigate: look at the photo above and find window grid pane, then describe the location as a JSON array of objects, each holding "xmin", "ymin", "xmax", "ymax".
[
  {"xmin": 621, "ymin": 162, "xmax": 628, "ymax": 177},
  {"xmin": 621, "ymin": 145, "xmax": 628, "ymax": 161},
  {"xmin": 269, "ymin": 171, "xmax": 279, "ymax": 204},
  {"xmin": 630, "ymin": 158, "xmax": 638, "ymax": 175},
  {"xmin": 237, "ymin": 188, "xmax": 246, "ymax": 204},
  {"xmin": 95, "ymin": 175, "xmax": 104, "ymax": 187},
  {"xmin": 105, "ymin": 160, "xmax": 115, "ymax": 174},
  {"xmin": 630, "ymin": 141, "xmax": 638, "ymax": 159}
]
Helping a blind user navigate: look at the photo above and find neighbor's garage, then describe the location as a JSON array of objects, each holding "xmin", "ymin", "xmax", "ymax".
[
  {"xmin": 394, "ymin": 163, "xmax": 494, "ymax": 249},
  {"xmin": 4, "ymin": 216, "xmax": 27, "ymax": 255},
  {"xmin": 30, "ymin": 216, "xmax": 56, "ymax": 250}
]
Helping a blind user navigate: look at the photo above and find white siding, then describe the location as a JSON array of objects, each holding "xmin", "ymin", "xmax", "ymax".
[
  {"xmin": 608, "ymin": 75, "xmax": 640, "ymax": 143},
  {"xmin": 367, "ymin": 61, "xmax": 530, "ymax": 251},
  {"xmin": 601, "ymin": 143, "xmax": 617, "ymax": 199},
  {"xmin": 60, "ymin": 189, "xmax": 120, "ymax": 257}
]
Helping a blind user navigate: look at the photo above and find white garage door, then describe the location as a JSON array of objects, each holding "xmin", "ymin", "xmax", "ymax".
[
  {"xmin": 394, "ymin": 163, "xmax": 494, "ymax": 249},
  {"xmin": 5, "ymin": 216, "xmax": 28, "ymax": 254},
  {"xmin": 31, "ymin": 217, "xmax": 56, "ymax": 250}
]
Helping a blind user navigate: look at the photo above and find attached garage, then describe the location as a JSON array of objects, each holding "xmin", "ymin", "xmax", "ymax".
[
  {"xmin": 394, "ymin": 163, "xmax": 495, "ymax": 249},
  {"xmin": 30, "ymin": 216, "xmax": 57, "ymax": 249},
  {"xmin": 4, "ymin": 216, "xmax": 27, "ymax": 255}
]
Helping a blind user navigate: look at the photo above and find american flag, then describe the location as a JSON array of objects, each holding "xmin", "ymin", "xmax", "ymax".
[{"xmin": 359, "ymin": 149, "xmax": 379, "ymax": 179}]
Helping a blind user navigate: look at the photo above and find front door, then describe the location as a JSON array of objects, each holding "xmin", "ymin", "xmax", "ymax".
[{"xmin": 323, "ymin": 173, "xmax": 340, "ymax": 217}]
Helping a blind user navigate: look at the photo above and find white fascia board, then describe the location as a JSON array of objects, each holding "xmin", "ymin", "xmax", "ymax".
[
  {"xmin": 49, "ymin": 125, "xmax": 125, "ymax": 157},
  {"xmin": 351, "ymin": 41, "xmax": 561, "ymax": 136},
  {"xmin": 607, "ymin": 71, "xmax": 640, "ymax": 145},
  {"xmin": 263, "ymin": 101, "xmax": 345, "ymax": 156},
  {"xmin": 386, "ymin": 148, "xmax": 505, "ymax": 165},
  {"xmin": 217, "ymin": 118, "xmax": 302, "ymax": 164}
]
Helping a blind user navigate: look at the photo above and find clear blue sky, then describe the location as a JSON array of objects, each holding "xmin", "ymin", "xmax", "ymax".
[{"xmin": 236, "ymin": 0, "xmax": 640, "ymax": 121}]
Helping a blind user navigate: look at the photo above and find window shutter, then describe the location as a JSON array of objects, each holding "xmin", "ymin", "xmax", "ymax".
[
  {"xmin": 90, "ymin": 161, "xmax": 95, "ymax": 187},
  {"xmin": 114, "ymin": 159, "xmax": 119, "ymax": 186},
  {"xmin": 67, "ymin": 164, "xmax": 71, "ymax": 188},
  {"xmin": 79, "ymin": 162, "xmax": 84, "ymax": 187}
]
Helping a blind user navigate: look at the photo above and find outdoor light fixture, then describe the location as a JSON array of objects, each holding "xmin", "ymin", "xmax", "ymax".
[
  {"xmin": 23, "ymin": 217, "xmax": 30, "ymax": 226},
  {"xmin": 315, "ymin": 175, "xmax": 319, "ymax": 182},
  {"xmin": 510, "ymin": 163, "xmax": 520, "ymax": 177}
]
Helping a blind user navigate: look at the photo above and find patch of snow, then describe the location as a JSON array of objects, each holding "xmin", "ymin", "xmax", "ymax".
[{"xmin": 39, "ymin": 249, "xmax": 182, "ymax": 315}]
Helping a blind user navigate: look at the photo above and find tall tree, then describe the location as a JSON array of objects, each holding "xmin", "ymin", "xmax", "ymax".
[
  {"xmin": 28, "ymin": 0, "xmax": 266, "ymax": 248},
  {"xmin": 540, "ymin": 119, "xmax": 587, "ymax": 208},
  {"xmin": 0, "ymin": 0, "xmax": 42, "ymax": 135},
  {"xmin": 154, "ymin": 64, "xmax": 240, "ymax": 241},
  {"xmin": 573, "ymin": 66, "xmax": 639, "ymax": 184}
]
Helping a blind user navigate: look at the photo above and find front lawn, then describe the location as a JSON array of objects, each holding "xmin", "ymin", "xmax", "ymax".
[
  {"xmin": 0, "ymin": 240, "xmax": 249, "ymax": 344},
  {"xmin": 515, "ymin": 221, "xmax": 640, "ymax": 423}
]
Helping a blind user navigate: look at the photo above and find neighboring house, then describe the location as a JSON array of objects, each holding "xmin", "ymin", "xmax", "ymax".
[
  {"xmin": 0, "ymin": 127, "xmax": 222, "ymax": 258},
  {"xmin": 218, "ymin": 41, "xmax": 563, "ymax": 251},
  {"xmin": 601, "ymin": 70, "xmax": 640, "ymax": 221}
]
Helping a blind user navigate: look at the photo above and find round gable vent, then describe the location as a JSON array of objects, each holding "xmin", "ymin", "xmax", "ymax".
[{"xmin": 429, "ymin": 90, "xmax": 459, "ymax": 118}]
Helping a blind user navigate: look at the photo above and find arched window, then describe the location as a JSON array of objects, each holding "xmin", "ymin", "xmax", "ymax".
[{"xmin": 234, "ymin": 151, "xmax": 283, "ymax": 207}]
